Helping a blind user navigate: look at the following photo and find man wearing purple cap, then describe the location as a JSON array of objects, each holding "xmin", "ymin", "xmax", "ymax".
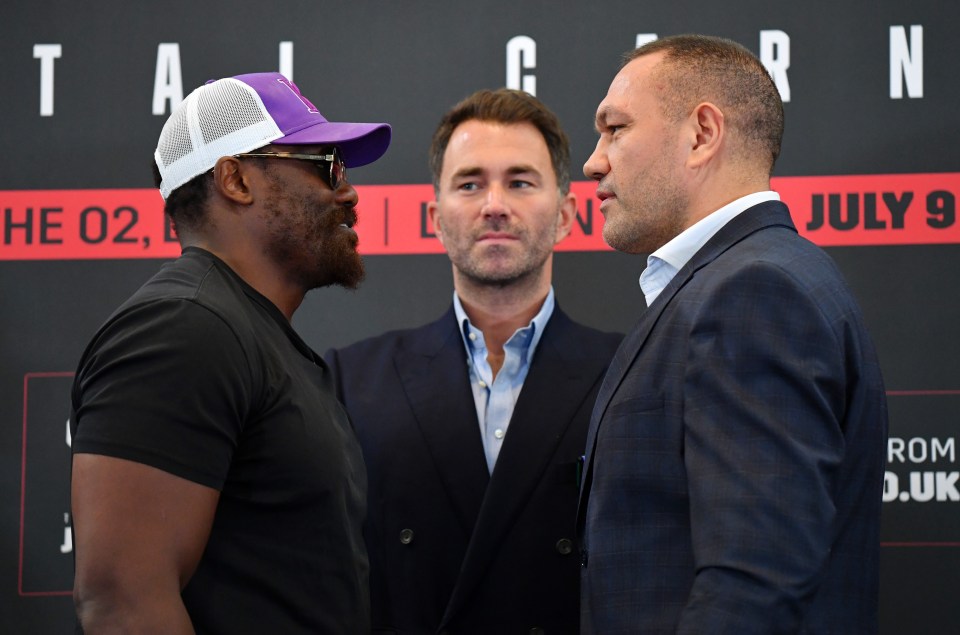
[{"xmin": 69, "ymin": 72, "xmax": 390, "ymax": 634}]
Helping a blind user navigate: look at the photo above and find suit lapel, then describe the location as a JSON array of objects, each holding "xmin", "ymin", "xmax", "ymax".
[
  {"xmin": 577, "ymin": 201, "xmax": 797, "ymax": 522},
  {"xmin": 395, "ymin": 308, "xmax": 490, "ymax": 535},
  {"xmin": 443, "ymin": 310, "xmax": 602, "ymax": 625}
]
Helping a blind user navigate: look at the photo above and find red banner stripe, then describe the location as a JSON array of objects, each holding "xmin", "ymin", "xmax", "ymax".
[{"xmin": 1, "ymin": 173, "xmax": 957, "ymax": 260}]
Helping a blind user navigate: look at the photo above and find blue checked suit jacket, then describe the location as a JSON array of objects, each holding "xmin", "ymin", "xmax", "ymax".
[{"xmin": 577, "ymin": 201, "xmax": 888, "ymax": 634}]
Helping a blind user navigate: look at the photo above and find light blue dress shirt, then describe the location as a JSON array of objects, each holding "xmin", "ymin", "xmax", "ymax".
[
  {"xmin": 453, "ymin": 287, "xmax": 555, "ymax": 473},
  {"xmin": 639, "ymin": 191, "xmax": 781, "ymax": 306}
]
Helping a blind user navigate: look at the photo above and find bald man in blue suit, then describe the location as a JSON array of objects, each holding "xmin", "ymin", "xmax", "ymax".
[{"xmin": 578, "ymin": 35, "xmax": 888, "ymax": 634}]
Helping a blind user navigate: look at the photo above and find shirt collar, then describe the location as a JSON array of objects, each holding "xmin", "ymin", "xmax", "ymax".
[
  {"xmin": 639, "ymin": 191, "xmax": 780, "ymax": 304},
  {"xmin": 453, "ymin": 286, "xmax": 555, "ymax": 359}
]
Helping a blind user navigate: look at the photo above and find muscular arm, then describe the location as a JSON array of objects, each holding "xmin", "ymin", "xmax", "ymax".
[{"xmin": 72, "ymin": 454, "xmax": 220, "ymax": 634}]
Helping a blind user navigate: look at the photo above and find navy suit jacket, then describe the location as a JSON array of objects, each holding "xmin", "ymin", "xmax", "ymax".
[
  {"xmin": 577, "ymin": 201, "xmax": 888, "ymax": 634},
  {"xmin": 327, "ymin": 306, "xmax": 620, "ymax": 635}
]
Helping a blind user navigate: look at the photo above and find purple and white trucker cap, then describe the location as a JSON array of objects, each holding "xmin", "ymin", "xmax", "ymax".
[{"xmin": 154, "ymin": 72, "xmax": 391, "ymax": 199}]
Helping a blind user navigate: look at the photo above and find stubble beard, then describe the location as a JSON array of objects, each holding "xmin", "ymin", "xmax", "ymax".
[
  {"xmin": 450, "ymin": 220, "xmax": 556, "ymax": 290},
  {"xmin": 601, "ymin": 171, "xmax": 688, "ymax": 255},
  {"xmin": 602, "ymin": 202, "xmax": 685, "ymax": 255}
]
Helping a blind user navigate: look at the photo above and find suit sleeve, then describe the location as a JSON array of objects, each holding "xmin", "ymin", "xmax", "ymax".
[{"xmin": 676, "ymin": 261, "xmax": 849, "ymax": 633}]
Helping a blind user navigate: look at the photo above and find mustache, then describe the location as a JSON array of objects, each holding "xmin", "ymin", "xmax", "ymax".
[
  {"xmin": 317, "ymin": 206, "xmax": 357, "ymax": 228},
  {"xmin": 340, "ymin": 208, "xmax": 358, "ymax": 228},
  {"xmin": 477, "ymin": 216, "xmax": 517, "ymax": 232}
]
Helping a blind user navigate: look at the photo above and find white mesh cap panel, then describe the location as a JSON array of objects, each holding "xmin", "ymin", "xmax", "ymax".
[
  {"xmin": 155, "ymin": 78, "xmax": 284, "ymax": 199},
  {"xmin": 196, "ymin": 79, "xmax": 272, "ymax": 145},
  {"xmin": 155, "ymin": 105, "xmax": 194, "ymax": 167}
]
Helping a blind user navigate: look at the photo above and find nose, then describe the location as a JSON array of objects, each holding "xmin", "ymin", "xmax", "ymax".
[
  {"xmin": 481, "ymin": 183, "xmax": 509, "ymax": 218},
  {"xmin": 583, "ymin": 138, "xmax": 609, "ymax": 182},
  {"xmin": 334, "ymin": 180, "xmax": 359, "ymax": 207}
]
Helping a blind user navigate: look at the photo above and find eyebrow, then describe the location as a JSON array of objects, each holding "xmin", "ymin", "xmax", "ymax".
[
  {"xmin": 594, "ymin": 106, "xmax": 614, "ymax": 132},
  {"xmin": 450, "ymin": 164, "xmax": 542, "ymax": 180}
]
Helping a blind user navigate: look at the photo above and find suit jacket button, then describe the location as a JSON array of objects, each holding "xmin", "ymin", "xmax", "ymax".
[
  {"xmin": 399, "ymin": 528, "xmax": 414, "ymax": 545},
  {"xmin": 555, "ymin": 538, "xmax": 573, "ymax": 555},
  {"xmin": 581, "ymin": 548, "xmax": 588, "ymax": 567}
]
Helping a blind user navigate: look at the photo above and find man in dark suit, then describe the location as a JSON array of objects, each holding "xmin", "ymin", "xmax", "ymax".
[
  {"xmin": 578, "ymin": 35, "xmax": 888, "ymax": 634},
  {"xmin": 327, "ymin": 88, "xmax": 621, "ymax": 634}
]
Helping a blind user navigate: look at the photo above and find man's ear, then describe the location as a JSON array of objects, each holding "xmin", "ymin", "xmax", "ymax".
[
  {"xmin": 554, "ymin": 192, "xmax": 577, "ymax": 245},
  {"xmin": 427, "ymin": 200, "xmax": 445, "ymax": 246},
  {"xmin": 686, "ymin": 101, "xmax": 724, "ymax": 169},
  {"xmin": 212, "ymin": 156, "xmax": 255, "ymax": 205}
]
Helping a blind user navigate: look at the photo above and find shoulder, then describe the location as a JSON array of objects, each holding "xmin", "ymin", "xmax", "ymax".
[
  {"xmin": 678, "ymin": 244, "xmax": 865, "ymax": 356},
  {"xmin": 706, "ymin": 228, "xmax": 850, "ymax": 307},
  {"xmin": 75, "ymin": 254, "xmax": 269, "ymax": 396},
  {"xmin": 546, "ymin": 306, "xmax": 623, "ymax": 355},
  {"xmin": 75, "ymin": 296, "xmax": 255, "ymax": 404},
  {"xmin": 323, "ymin": 312, "xmax": 461, "ymax": 407},
  {"xmin": 109, "ymin": 252, "xmax": 242, "ymax": 327},
  {"xmin": 325, "ymin": 310, "xmax": 457, "ymax": 368},
  {"xmin": 689, "ymin": 200, "xmax": 848, "ymax": 305}
]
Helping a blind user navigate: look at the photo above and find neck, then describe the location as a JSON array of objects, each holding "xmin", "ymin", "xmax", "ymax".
[
  {"xmin": 454, "ymin": 270, "xmax": 550, "ymax": 361},
  {"xmin": 685, "ymin": 163, "xmax": 771, "ymax": 228},
  {"xmin": 189, "ymin": 239, "xmax": 304, "ymax": 322}
]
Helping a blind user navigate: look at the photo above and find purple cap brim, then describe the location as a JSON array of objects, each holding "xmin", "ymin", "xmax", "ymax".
[
  {"xmin": 232, "ymin": 72, "xmax": 391, "ymax": 168},
  {"xmin": 279, "ymin": 121, "xmax": 392, "ymax": 168}
]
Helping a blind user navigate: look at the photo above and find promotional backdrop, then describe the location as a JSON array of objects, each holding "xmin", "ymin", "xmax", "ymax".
[{"xmin": 2, "ymin": 1, "xmax": 957, "ymax": 632}]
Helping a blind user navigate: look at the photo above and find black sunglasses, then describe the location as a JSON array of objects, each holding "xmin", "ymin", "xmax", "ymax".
[{"xmin": 235, "ymin": 148, "xmax": 346, "ymax": 190}]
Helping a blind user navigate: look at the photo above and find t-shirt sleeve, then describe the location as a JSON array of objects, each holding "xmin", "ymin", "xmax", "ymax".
[{"xmin": 71, "ymin": 298, "xmax": 255, "ymax": 490}]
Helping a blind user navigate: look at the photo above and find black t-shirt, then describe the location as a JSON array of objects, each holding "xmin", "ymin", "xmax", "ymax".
[{"xmin": 71, "ymin": 247, "xmax": 369, "ymax": 634}]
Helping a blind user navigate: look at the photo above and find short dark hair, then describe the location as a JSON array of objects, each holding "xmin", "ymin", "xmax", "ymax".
[
  {"xmin": 625, "ymin": 34, "xmax": 785, "ymax": 174},
  {"xmin": 152, "ymin": 160, "xmax": 212, "ymax": 237},
  {"xmin": 429, "ymin": 88, "xmax": 571, "ymax": 194}
]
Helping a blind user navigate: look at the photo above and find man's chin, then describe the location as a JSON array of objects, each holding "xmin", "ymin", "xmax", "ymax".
[
  {"xmin": 335, "ymin": 268, "xmax": 365, "ymax": 290},
  {"xmin": 307, "ymin": 251, "xmax": 365, "ymax": 291},
  {"xmin": 463, "ymin": 265, "xmax": 534, "ymax": 287},
  {"xmin": 332, "ymin": 256, "xmax": 366, "ymax": 290},
  {"xmin": 602, "ymin": 225, "xmax": 641, "ymax": 254}
]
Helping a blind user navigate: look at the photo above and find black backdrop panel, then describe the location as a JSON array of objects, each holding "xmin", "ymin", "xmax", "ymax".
[{"xmin": 2, "ymin": 1, "xmax": 957, "ymax": 632}]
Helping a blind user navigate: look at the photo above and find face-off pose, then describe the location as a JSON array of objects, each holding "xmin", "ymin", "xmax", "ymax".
[
  {"xmin": 578, "ymin": 34, "xmax": 888, "ymax": 634},
  {"xmin": 70, "ymin": 72, "xmax": 390, "ymax": 634}
]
